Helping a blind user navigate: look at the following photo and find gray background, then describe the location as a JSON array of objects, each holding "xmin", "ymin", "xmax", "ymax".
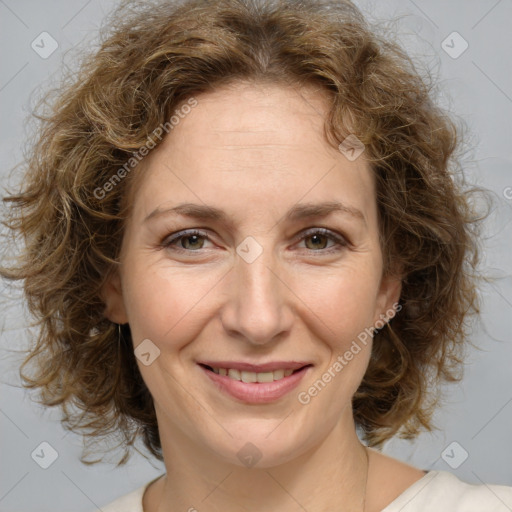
[{"xmin": 1, "ymin": 0, "xmax": 511, "ymax": 511}]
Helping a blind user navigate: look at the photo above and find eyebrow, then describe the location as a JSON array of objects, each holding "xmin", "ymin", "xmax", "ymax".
[{"xmin": 144, "ymin": 201, "xmax": 366, "ymax": 225}]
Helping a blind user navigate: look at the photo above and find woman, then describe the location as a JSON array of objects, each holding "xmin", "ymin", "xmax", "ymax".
[{"xmin": 1, "ymin": 0, "xmax": 511, "ymax": 510}]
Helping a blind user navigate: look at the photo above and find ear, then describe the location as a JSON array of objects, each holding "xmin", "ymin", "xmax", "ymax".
[
  {"xmin": 373, "ymin": 271, "xmax": 402, "ymax": 327},
  {"xmin": 101, "ymin": 268, "xmax": 129, "ymax": 324}
]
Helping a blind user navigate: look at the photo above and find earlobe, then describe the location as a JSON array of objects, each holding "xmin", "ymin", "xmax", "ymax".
[{"xmin": 100, "ymin": 269, "xmax": 129, "ymax": 324}]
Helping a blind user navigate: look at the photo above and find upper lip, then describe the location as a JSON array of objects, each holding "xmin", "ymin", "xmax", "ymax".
[{"xmin": 198, "ymin": 361, "xmax": 312, "ymax": 372}]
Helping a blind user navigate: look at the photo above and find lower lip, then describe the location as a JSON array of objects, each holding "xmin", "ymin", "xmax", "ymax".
[{"xmin": 199, "ymin": 365, "xmax": 312, "ymax": 404}]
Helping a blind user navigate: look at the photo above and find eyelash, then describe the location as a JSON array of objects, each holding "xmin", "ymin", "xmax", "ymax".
[{"xmin": 161, "ymin": 228, "xmax": 348, "ymax": 256}]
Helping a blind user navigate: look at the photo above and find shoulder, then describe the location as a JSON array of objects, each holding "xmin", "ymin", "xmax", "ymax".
[
  {"xmin": 381, "ymin": 470, "xmax": 512, "ymax": 512},
  {"xmin": 99, "ymin": 486, "xmax": 146, "ymax": 512},
  {"xmin": 96, "ymin": 475, "xmax": 164, "ymax": 512},
  {"xmin": 367, "ymin": 448, "xmax": 512, "ymax": 512}
]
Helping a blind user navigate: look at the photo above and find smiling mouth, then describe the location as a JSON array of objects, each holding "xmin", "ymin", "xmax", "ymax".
[{"xmin": 199, "ymin": 364, "xmax": 312, "ymax": 383}]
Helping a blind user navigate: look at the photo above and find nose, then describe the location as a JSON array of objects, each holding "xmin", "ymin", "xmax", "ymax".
[{"xmin": 219, "ymin": 248, "xmax": 295, "ymax": 346}]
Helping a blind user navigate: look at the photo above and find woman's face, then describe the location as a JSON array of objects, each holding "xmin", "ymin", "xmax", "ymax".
[{"xmin": 103, "ymin": 81, "xmax": 401, "ymax": 467}]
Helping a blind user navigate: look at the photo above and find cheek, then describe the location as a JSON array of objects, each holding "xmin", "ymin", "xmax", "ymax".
[
  {"xmin": 120, "ymin": 258, "xmax": 220, "ymax": 347},
  {"xmin": 295, "ymin": 263, "xmax": 381, "ymax": 341}
]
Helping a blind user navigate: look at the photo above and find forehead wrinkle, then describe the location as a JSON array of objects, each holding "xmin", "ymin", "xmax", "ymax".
[{"xmin": 210, "ymin": 143, "xmax": 308, "ymax": 150}]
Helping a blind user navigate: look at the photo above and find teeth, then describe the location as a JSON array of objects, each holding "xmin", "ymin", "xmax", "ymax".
[
  {"xmin": 210, "ymin": 367, "xmax": 300, "ymax": 382},
  {"xmin": 257, "ymin": 372, "xmax": 274, "ymax": 383},
  {"xmin": 228, "ymin": 369, "xmax": 241, "ymax": 380},
  {"xmin": 241, "ymin": 371, "xmax": 257, "ymax": 383},
  {"xmin": 273, "ymin": 369, "xmax": 285, "ymax": 380}
]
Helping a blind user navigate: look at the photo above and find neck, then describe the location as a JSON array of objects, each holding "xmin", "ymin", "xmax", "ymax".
[{"xmin": 151, "ymin": 406, "xmax": 369, "ymax": 512}]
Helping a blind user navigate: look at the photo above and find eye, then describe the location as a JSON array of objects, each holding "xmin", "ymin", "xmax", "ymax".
[
  {"xmin": 160, "ymin": 227, "xmax": 348, "ymax": 255},
  {"xmin": 161, "ymin": 229, "xmax": 213, "ymax": 252},
  {"xmin": 295, "ymin": 228, "xmax": 348, "ymax": 254}
]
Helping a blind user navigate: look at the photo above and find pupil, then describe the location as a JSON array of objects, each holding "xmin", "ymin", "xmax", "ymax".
[
  {"xmin": 309, "ymin": 234, "xmax": 325, "ymax": 249},
  {"xmin": 185, "ymin": 235, "xmax": 202, "ymax": 249}
]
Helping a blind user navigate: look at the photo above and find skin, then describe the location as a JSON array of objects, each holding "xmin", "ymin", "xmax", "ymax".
[{"xmin": 102, "ymin": 80, "xmax": 426, "ymax": 512}]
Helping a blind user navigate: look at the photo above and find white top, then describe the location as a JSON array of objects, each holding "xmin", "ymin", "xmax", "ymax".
[{"xmin": 99, "ymin": 470, "xmax": 512, "ymax": 512}]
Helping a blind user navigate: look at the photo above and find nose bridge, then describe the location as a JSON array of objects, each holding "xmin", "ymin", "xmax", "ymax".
[{"xmin": 221, "ymin": 240, "xmax": 294, "ymax": 344}]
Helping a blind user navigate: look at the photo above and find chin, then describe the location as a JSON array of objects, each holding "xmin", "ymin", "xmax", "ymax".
[{"xmin": 203, "ymin": 421, "xmax": 316, "ymax": 469}]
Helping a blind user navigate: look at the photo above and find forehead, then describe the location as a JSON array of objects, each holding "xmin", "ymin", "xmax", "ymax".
[
  {"xmin": 124, "ymin": 81, "xmax": 375, "ymax": 225},
  {"xmin": 168, "ymin": 81, "xmax": 336, "ymax": 157}
]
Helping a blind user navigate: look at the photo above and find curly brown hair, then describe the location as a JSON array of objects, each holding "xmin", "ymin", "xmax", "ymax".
[{"xmin": 0, "ymin": 0, "xmax": 490, "ymax": 466}]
